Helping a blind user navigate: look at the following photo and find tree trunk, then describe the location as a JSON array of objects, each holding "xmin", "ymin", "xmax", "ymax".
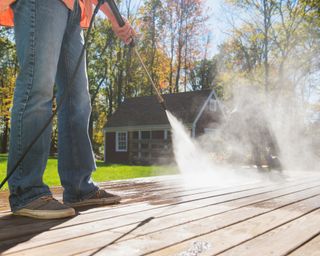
[
  {"xmin": 175, "ymin": 59, "xmax": 181, "ymax": 92},
  {"xmin": 107, "ymin": 87, "xmax": 113, "ymax": 118},
  {"xmin": 89, "ymin": 114, "xmax": 94, "ymax": 144},
  {"xmin": 263, "ymin": 0, "xmax": 270, "ymax": 94},
  {"xmin": 169, "ymin": 35, "xmax": 174, "ymax": 93},
  {"xmin": 1, "ymin": 118, "xmax": 9, "ymax": 153},
  {"xmin": 168, "ymin": 10, "xmax": 175, "ymax": 93},
  {"xmin": 174, "ymin": 1, "xmax": 184, "ymax": 93},
  {"xmin": 150, "ymin": 5, "xmax": 157, "ymax": 95},
  {"xmin": 116, "ymin": 46, "xmax": 124, "ymax": 107},
  {"xmin": 50, "ymin": 126, "xmax": 58, "ymax": 156}
]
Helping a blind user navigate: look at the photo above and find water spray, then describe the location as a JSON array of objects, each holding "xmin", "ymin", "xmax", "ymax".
[{"xmin": 105, "ymin": 0, "xmax": 167, "ymax": 111}]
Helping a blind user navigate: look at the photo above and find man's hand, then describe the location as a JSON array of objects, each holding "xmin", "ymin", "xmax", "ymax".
[
  {"xmin": 94, "ymin": 0, "xmax": 136, "ymax": 45},
  {"xmin": 111, "ymin": 17, "xmax": 135, "ymax": 45}
]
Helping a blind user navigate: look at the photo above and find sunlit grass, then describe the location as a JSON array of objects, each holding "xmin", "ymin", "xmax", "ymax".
[{"xmin": 0, "ymin": 154, "xmax": 178, "ymax": 190}]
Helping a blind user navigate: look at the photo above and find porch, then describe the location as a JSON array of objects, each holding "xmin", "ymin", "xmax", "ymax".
[{"xmin": 1, "ymin": 173, "xmax": 320, "ymax": 255}]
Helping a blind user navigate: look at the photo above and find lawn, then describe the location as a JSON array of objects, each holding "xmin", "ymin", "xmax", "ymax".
[{"xmin": 0, "ymin": 154, "xmax": 178, "ymax": 190}]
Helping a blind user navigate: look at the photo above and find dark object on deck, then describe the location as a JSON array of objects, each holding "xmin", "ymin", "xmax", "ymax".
[
  {"xmin": 230, "ymin": 101, "xmax": 283, "ymax": 171},
  {"xmin": 246, "ymin": 108, "xmax": 282, "ymax": 171}
]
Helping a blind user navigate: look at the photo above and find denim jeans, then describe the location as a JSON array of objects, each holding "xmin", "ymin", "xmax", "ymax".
[{"xmin": 8, "ymin": 0, "xmax": 98, "ymax": 211}]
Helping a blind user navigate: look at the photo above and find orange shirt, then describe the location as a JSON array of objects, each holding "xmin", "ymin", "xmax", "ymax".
[{"xmin": 0, "ymin": 0, "xmax": 94, "ymax": 28}]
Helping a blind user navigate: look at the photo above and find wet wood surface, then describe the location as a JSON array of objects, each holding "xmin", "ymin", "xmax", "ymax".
[{"xmin": 1, "ymin": 173, "xmax": 320, "ymax": 256}]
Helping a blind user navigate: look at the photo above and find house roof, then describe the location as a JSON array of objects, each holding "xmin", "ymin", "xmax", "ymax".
[{"xmin": 105, "ymin": 90, "xmax": 216, "ymax": 129}]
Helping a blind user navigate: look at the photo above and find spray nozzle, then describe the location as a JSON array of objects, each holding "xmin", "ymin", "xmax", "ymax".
[{"xmin": 160, "ymin": 101, "xmax": 167, "ymax": 111}]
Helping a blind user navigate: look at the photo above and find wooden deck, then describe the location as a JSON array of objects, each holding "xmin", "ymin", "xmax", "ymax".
[{"xmin": 1, "ymin": 173, "xmax": 320, "ymax": 256}]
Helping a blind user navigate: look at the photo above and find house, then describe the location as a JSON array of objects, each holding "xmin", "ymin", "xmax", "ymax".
[{"xmin": 104, "ymin": 89, "xmax": 225, "ymax": 164}]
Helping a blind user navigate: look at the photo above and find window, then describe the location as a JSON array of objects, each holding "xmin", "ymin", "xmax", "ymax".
[
  {"xmin": 209, "ymin": 99, "xmax": 217, "ymax": 112},
  {"xmin": 141, "ymin": 131, "xmax": 151, "ymax": 139},
  {"xmin": 204, "ymin": 128, "xmax": 216, "ymax": 134},
  {"xmin": 116, "ymin": 132, "xmax": 128, "ymax": 152},
  {"xmin": 165, "ymin": 130, "xmax": 171, "ymax": 140}
]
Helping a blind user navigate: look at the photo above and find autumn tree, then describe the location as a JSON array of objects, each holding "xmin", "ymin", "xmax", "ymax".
[
  {"xmin": 137, "ymin": 0, "xmax": 164, "ymax": 94},
  {"xmin": 155, "ymin": 0, "xmax": 209, "ymax": 93},
  {"xmin": 0, "ymin": 28, "xmax": 17, "ymax": 153}
]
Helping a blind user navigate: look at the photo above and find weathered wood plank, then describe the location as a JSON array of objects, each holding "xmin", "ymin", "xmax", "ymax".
[
  {"xmin": 4, "ymin": 182, "xmax": 320, "ymax": 255},
  {"xmin": 0, "ymin": 179, "xmax": 271, "ymax": 227},
  {"xmin": 0, "ymin": 175, "xmax": 180, "ymax": 213},
  {"xmin": 1, "ymin": 230, "xmax": 136, "ymax": 256},
  {"xmin": 0, "ymin": 179, "xmax": 234, "ymax": 227},
  {"xmin": 289, "ymin": 234, "xmax": 320, "ymax": 256},
  {"xmin": 0, "ymin": 176, "xmax": 264, "ymax": 218},
  {"xmin": 82, "ymin": 195, "xmax": 320, "ymax": 256},
  {"xmin": 0, "ymin": 179, "xmax": 311, "ymax": 243},
  {"xmin": 147, "ymin": 194, "xmax": 320, "ymax": 256},
  {"xmin": 219, "ymin": 209, "xmax": 320, "ymax": 256},
  {"xmin": 114, "ymin": 185, "xmax": 320, "ymax": 237},
  {"xmin": 1, "ymin": 175, "xmax": 319, "ymax": 256},
  {"xmin": 0, "ymin": 174, "xmax": 315, "ymax": 216}
]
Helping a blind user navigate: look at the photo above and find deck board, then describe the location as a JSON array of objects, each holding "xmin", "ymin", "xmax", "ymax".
[
  {"xmin": 1, "ymin": 179, "xmax": 313, "ymax": 242},
  {"xmin": 1, "ymin": 173, "xmax": 320, "ymax": 255},
  {"xmin": 148, "ymin": 193, "xmax": 320, "ymax": 256},
  {"xmin": 289, "ymin": 234, "xmax": 320, "ymax": 256}
]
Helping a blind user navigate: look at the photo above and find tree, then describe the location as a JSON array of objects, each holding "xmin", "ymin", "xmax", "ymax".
[
  {"xmin": 156, "ymin": 0, "xmax": 209, "ymax": 93},
  {"xmin": 220, "ymin": 0, "xmax": 318, "ymax": 98},
  {"xmin": 138, "ymin": 0, "xmax": 164, "ymax": 94},
  {"xmin": 225, "ymin": 0, "xmax": 278, "ymax": 93},
  {"xmin": 0, "ymin": 28, "xmax": 17, "ymax": 153},
  {"xmin": 190, "ymin": 58, "xmax": 218, "ymax": 91}
]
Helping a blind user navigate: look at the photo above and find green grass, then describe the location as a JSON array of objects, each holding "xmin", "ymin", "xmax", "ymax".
[{"xmin": 0, "ymin": 154, "xmax": 178, "ymax": 190}]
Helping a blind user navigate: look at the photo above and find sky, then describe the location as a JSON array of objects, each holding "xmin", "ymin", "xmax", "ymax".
[{"xmin": 204, "ymin": 0, "xmax": 229, "ymax": 56}]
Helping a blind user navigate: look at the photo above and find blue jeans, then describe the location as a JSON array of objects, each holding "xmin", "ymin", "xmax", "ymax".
[{"xmin": 8, "ymin": 0, "xmax": 98, "ymax": 211}]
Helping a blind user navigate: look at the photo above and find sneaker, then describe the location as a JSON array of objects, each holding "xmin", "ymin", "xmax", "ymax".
[
  {"xmin": 65, "ymin": 189, "xmax": 121, "ymax": 208},
  {"xmin": 13, "ymin": 195, "xmax": 76, "ymax": 219}
]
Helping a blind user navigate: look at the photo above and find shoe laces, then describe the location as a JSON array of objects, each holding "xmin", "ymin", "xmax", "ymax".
[
  {"xmin": 94, "ymin": 189, "xmax": 110, "ymax": 199},
  {"xmin": 40, "ymin": 195, "xmax": 56, "ymax": 202},
  {"xmin": 95, "ymin": 190, "xmax": 103, "ymax": 198}
]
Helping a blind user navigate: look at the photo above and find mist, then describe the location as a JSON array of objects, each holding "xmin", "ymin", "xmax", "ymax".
[
  {"xmin": 166, "ymin": 82, "xmax": 319, "ymax": 186},
  {"xmin": 196, "ymin": 83, "xmax": 319, "ymax": 175}
]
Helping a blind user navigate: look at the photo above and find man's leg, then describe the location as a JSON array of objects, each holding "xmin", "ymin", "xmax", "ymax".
[
  {"xmin": 55, "ymin": 1, "xmax": 97, "ymax": 203},
  {"xmin": 8, "ymin": 0, "xmax": 70, "ymax": 213},
  {"xmin": 55, "ymin": 2, "xmax": 120, "ymax": 206}
]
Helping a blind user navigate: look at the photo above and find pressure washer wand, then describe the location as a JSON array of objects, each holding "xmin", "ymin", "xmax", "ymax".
[
  {"xmin": 134, "ymin": 48, "xmax": 166, "ymax": 110},
  {"xmin": 106, "ymin": 0, "xmax": 167, "ymax": 111}
]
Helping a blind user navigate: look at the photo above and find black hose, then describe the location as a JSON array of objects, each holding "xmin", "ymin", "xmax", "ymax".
[
  {"xmin": 106, "ymin": 0, "xmax": 126, "ymax": 27},
  {"xmin": 105, "ymin": 0, "xmax": 135, "ymax": 47}
]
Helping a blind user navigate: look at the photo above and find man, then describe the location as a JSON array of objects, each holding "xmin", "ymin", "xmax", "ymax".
[{"xmin": 0, "ymin": 0, "xmax": 135, "ymax": 219}]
